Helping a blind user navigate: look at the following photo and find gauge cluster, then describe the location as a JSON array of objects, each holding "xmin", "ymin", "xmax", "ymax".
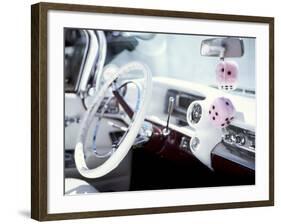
[{"xmin": 97, "ymin": 97, "xmax": 120, "ymax": 114}]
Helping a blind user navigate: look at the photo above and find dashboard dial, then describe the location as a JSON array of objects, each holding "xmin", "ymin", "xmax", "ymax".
[{"xmin": 187, "ymin": 103, "xmax": 202, "ymax": 125}]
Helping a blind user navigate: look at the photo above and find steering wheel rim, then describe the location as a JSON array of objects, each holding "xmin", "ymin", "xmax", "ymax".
[{"xmin": 74, "ymin": 62, "xmax": 152, "ymax": 178}]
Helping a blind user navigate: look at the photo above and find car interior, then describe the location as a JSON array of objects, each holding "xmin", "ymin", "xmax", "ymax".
[{"xmin": 64, "ymin": 28, "xmax": 255, "ymax": 195}]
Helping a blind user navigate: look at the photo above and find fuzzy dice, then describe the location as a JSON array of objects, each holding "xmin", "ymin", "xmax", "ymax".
[
  {"xmin": 216, "ymin": 60, "xmax": 239, "ymax": 91},
  {"xmin": 208, "ymin": 97, "xmax": 236, "ymax": 128}
]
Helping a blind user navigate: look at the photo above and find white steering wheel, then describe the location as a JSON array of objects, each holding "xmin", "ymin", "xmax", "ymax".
[{"xmin": 75, "ymin": 62, "xmax": 152, "ymax": 178}]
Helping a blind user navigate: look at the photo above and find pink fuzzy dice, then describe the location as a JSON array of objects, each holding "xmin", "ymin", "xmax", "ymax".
[
  {"xmin": 216, "ymin": 60, "xmax": 238, "ymax": 91},
  {"xmin": 208, "ymin": 97, "xmax": 236, "ymax": 128}
]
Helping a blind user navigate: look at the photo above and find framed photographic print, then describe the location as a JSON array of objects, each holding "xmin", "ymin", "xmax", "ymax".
[{"xmin": 31, "ymin": 2, "xmax": 274, "ymax": 221}]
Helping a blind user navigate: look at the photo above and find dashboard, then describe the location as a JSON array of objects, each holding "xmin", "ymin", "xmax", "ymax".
[
  {"xmin": 166, "ymin": 89, "xmax": 255, "ymax": 154},
  {"xmin": 65, "ymin": 76, "xmax": 256, "ymax": 175},
  {"xmin": 145, "ymin": 77, "xmax": 255, "ymax": 173}
]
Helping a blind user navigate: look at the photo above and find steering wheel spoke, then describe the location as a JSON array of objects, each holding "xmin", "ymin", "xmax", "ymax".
[{"xmin": 112, "ymin": 88, "xmax": 134, "ymax": 119}]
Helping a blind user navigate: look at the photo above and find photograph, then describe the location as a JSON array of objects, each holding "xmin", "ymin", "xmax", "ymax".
[{"xmin": 64, "ymin": 29, "xmax": 256, "ymax": 195}]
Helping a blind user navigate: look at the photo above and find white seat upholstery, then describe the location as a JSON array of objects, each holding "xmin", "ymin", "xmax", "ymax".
[{"xmin": 65, "ymin": 178, "xmax": 99, "ymax": 195}]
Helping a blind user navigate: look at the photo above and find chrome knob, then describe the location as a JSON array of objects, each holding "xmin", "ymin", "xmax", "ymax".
[
  {"xmin": 190, "ymin": 137, "xmax": 200, "ymax": 151},
  {"xmin": 230, "ymin": 134, "xmax": 236, "ymax": 143},
  {"xmin": 236, "ymin": 134, "xmax": 246, "ymax": 145}
]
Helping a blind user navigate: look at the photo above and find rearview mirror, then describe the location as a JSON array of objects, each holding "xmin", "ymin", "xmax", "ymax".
[{"xmin": 200, "ymin": 37, "xmax": 244, "ymax": 58}]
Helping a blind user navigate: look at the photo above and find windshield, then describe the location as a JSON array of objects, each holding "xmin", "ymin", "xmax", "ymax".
[{"xmin": 107, "ymin": 32, "xmax": 256, "ymax": 98}]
